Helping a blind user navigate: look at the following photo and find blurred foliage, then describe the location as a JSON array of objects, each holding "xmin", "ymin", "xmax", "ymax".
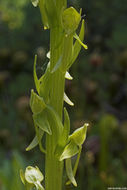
[
  {"xmin": 0, "ymin": 0, "xmax": 28, "ymax": 29},
  {"xmin": 0, "ymin": 0, "xmax": 127, "ymax": 189}
]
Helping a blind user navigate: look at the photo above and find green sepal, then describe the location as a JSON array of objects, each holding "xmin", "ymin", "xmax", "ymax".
[
  {"xmin": 30, "ymin": 89, "xmax": 46, "ymax": 114},
  {"xmin": 73, "ymin": 33, "xmax": 88, "ymax": 50},
  {"xmin": 39, "ymin": 0, "xmax": 49, "ymax": 29},
  {"xmin": 68, "ymin": 19, "xmax": 85, "ymax": 69},
  {"xmin": 26, "ymin": 128, "xmax": 45, "ymax": 152},
  {"xmin": 64, "ymin": 93, "xmax": 74, "ymax": 106},
  {"xmin": 33, "ymin": 111, "xmax": 52, "ymax": 135},
  {"xmin": 59, "ymin": 141, "xmax": 79, "ymax": 161},
  {"xmin": 65, "ymin": 158, "xmax": 77, "ymax": 187},
  {"xmin": 55, "ymin": 108, "xmax": 70, "ymax": 158},
  {"xmin": 34, "ymin": 55, "xmax": 40, "ymax": 94},
  {"xmin": 62, "ymin": 7, "xmax": 81, "ymax": 35},
  {"xmin": 20, "ymin": 169, "xmax": 25, "ymax": 185},
  {"xmin": 31, "ymin": 0, "xmax": 39, "ymax": 7},
  {"xmin": 69, "ymin": 123, "xmax": 88, "ymax": 146}
]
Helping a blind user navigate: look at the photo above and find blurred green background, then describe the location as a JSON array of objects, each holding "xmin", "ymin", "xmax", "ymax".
[{"xmin": 0, "ymin": 0, "xmax": 127, "ymax": 189}]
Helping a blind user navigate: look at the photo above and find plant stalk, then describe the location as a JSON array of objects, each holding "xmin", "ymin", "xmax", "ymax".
[{"xmin": 45, "ymin": 26, "xmax": 65, "ymax": 190}]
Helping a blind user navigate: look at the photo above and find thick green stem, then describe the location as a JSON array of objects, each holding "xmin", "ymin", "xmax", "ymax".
[{"xmin": 45, "ymin": 26, "xmax": 65, "ymax": 190}]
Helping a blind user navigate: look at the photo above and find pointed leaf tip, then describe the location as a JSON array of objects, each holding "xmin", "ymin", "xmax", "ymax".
[{"xmin": 64, "ymin": 93, "xmax": 74, "ymax": 106}]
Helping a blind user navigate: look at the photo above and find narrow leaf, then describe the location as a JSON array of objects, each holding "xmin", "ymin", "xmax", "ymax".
[
  {"xmin": 60, "ymin": 141, "xmax": 79, "ymax": 161},
  {"xmin": 66, "ymin": 147, "xmax": 82, "ymax": 185},
  {"xmin": 65, "ymin": 71, "xmax": 73, "ymax": 80},
  {"xmin": 63, "ymin": 108, "xmax": 70, "ymax": 143},
  {"xmin": 55, "ymin": 108, "xmax": 70, "ymax": 158},
  {"xmin": 26, "ymin": 129, "xmax": 44, "ymax": 152},
  {"xmin": 34, "ymin": 55, "xmax": 40, "ymax": 93},
  {"xmin": 74, "ymin": 33, "xmax": 88, "ymax": 50},
  {"xmin": 33, "ymin": 112, "xmax": 52, "ymax": 135},
  {"xmin": 26, "ymin": 136, "xmax": 38, "ymax": 151},
  {"xmin": 64, "ymin": 93, "xmax": 74, "ymax": 106},
  {"xmin": 68, "ymin": 19, "xmax": 85, "ymax": 69},
  {"xmin": 65, "ymin": 158, "xmax": 77, "ymax": 187}
]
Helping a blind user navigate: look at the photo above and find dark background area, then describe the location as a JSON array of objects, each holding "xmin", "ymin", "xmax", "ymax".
[{"xmin": 0, "ymin": 0, "xmax": 127, "ymax": 189}]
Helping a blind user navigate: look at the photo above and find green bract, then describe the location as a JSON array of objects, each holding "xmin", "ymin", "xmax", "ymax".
[
  {"xmin": 20, "ymin": 0, "xmax": 88, "ymax": 190},
  {"xmin": 30, "ymin": 90, "xmax": 46, "ymax": 114}
]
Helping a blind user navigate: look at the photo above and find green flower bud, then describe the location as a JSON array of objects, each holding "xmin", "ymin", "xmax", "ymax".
[
  {"xmin": 69, "ymin": 123, "xmax": 88, "ymax": 146},
  {"xmin": 62, "ymin": 7, "xmax": 81, "ymax": 35}
]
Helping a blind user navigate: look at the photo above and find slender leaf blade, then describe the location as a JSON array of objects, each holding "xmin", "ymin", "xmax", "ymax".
[
  {"xmin": 65, "ymin": 158, "xmax": 77, "ymax": 187},
  {"xmin": 34, "ymin": 55, "xmax": 40, "ymax": 93}
]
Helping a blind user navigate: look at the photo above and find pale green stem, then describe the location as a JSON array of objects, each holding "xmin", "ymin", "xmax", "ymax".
[{"xmin": 45, "ymin": 26, "xmax": 65, "ymax": 190}]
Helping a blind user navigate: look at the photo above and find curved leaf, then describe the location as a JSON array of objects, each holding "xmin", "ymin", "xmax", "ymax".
[
  {"xmin": 34, "ymin": 55, "xmax": 40, "ymax": 93},
  {"xmin": 26, "ymin": 129, "xmax": 44, "ymax": 152},
  {"xmin": 65, "ymin": 158, "xmax": 77, "ymax": 187},
  {"xmin": 68, "ymin": 19, "xmax": 85, "ymax": 69},
  {"xmin": 66, "ymin": 147, "xmax": 82, "ymax": 185}
]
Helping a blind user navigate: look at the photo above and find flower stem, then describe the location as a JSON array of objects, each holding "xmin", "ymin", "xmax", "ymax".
[{"xmin": 45, "ymin": 26, "xmax": 65, "ymax": 190}]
